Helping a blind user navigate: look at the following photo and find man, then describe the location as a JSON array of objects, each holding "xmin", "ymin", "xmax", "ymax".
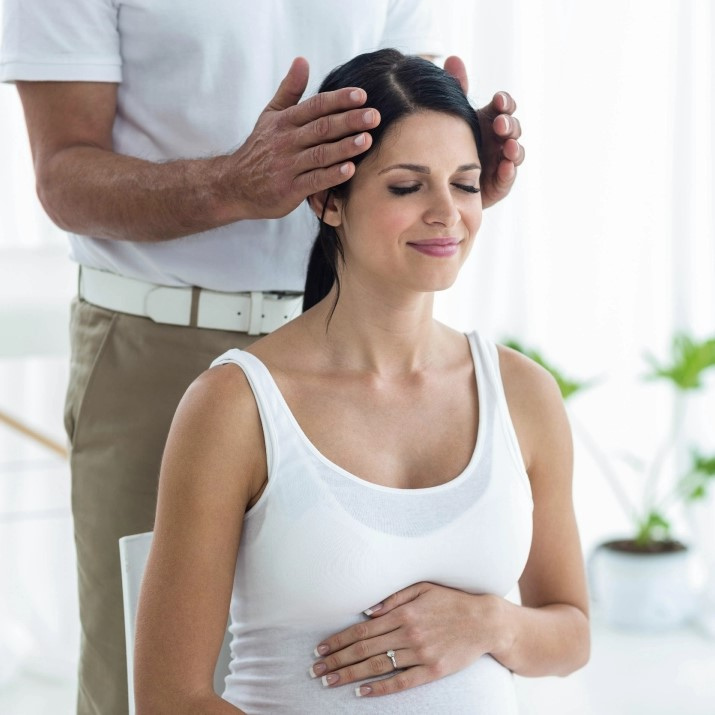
[{"xmin": 1, "ymin": 1, "xmax": 523, "ymax": 713}]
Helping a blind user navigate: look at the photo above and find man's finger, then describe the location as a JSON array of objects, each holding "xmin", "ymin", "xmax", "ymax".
[
  {"xmin": 443, "ymin": 55, "xmax": 468, "ymax": 94},
  {"xmin": 494, "ymin": 115, "xmax": 522, "ymax": 140},
  {"xmin": 289, "ymin": 87, "xmax": 371, "ymax": 129},
  {"xmin": 266, "ymin": 57, "xmax": 310, "ymax": 112},
  {"xmin": 494, "ymin": 90, "xmax": 517, "ymax": 115},
  {"xmin": 294, "ymin": 130, "xmax": 373, "ymax": 173},
  {"xmin": 293, "ymin": 161, "xmax": 355, "ymax": 198},
  {"xmin": 503, "ymin": 139, "xmax": 525, "ymax": 166}
]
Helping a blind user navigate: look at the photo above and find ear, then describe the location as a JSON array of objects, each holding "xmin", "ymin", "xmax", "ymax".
[{"xmin": 307, "ymin": 190, "xmax": 343, "ymax": 228}]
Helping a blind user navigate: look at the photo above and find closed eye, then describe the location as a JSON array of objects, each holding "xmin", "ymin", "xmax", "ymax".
[
  {"xmin": 389, "ymin": 184, "xmax": 480, "ymax": 196},
  {"xmin": 453, "ymin": 183, "xmax": 480, "ymax": 194},
  {"xmin": 389, "ymin": 185, "xmax": 421, "ymax": 196}
]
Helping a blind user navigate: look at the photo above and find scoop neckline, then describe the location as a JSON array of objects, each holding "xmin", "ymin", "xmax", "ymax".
[{"xmin": 244, "ymin": 332, "xmax": 485, "ymax": 494}]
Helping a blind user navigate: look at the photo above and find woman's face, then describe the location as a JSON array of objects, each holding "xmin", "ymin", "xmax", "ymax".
[{"xmin": 327, "ymin": 110, "xmax": 482, "ymax": 296}]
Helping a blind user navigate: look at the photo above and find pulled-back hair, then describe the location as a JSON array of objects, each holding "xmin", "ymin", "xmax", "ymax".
[{"xmin": 303, "ymin": 48, "xmax": 482, "ymax": 314}]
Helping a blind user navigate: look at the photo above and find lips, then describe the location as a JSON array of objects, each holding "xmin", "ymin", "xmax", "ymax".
[{"xmin": 407, "ymin": 237, "xmax": 461, "ymax": 257}]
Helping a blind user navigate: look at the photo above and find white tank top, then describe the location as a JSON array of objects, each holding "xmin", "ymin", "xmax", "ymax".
[{"xmin": 210, "ymin": 332, "xmax": 533, "ymax": 714}]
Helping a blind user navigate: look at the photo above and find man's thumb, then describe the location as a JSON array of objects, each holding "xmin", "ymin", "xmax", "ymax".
[{"xmin": 267, "ymin": 57, "xmax": 309, "ymax": 112}]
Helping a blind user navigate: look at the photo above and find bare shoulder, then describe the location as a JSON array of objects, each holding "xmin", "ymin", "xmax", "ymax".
[
  {"xmin": 179, "ymin": 360, "xmax": 260, "ymax": 434},
  {"xmin": 495, "ymin": 344, "xmax": 570, "ymax": 472},
  {"xmin": 496, "ymin": 343, "xmax": 564, "ymax": 408},
  {"xmin": 161, "ymin": 360, "xmax": 266, "ymax": 509}
]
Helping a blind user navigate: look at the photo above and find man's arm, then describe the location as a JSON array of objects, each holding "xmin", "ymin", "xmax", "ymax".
[{"xmin": 17, "ymin": 57, "xmax": 379, "ymax": 242}]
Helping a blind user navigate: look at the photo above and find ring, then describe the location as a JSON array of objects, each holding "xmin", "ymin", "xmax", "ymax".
[{"xmin": 386, "ymin": 649, "xmax": 397, "ymax": 670}]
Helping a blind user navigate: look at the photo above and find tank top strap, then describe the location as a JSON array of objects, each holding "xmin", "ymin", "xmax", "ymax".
[
  {"xmin": 466, "ymin": 332, "xmax": 528, "ymax": 478},
  {"xmin": 209, "ymin": 348, "xmax": 292, "ymax": 481}
]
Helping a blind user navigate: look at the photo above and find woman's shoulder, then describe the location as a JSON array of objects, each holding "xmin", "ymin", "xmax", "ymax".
[
  {"xmin": 179, "ymin": 359, "xmax": 262, "ymax": 445},
  {"xmin": 494, "ymin": 342, "xmax": 569, "ymax": 471},
  {"xmin": 495, "ymin": 342, "xmax": 561, "ymax": 400}
]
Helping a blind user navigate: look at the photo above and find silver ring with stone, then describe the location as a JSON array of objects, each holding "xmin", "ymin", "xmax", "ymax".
[{"xmin": 386, "ymin": 649, "xmax": 397, "ymax": 670}]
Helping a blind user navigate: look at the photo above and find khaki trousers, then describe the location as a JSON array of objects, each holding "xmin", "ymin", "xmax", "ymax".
[{"xmin": 65, "ymin": 298, "xmax": 257, "ymax": 715}]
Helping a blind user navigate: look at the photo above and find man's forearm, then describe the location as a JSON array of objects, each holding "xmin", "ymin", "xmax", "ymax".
[{"xmin": 38, "ymin": 145, "xmax": 244, "ymax": 242}]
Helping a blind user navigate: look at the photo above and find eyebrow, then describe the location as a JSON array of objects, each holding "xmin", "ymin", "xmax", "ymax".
[{"xmin": 378, "ymin": 162, "xmax": 481, "ymax": 175}]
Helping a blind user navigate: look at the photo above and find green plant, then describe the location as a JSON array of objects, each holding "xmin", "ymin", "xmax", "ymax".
[{"xmin": 506, "ymin": 334, "xmax": 715, "ymax": 550}]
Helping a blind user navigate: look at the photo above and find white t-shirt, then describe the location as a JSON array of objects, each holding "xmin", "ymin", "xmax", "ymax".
[{"xmin": 0, "ymin": 0, "xmax": 444, "ymax": 291}]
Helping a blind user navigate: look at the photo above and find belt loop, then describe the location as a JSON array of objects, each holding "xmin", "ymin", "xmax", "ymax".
[
  {"xmin": 189, "ymin": 287, "xmax": 201, "ymax": 328},
  {"xmin": 248, "ymin": 291, "xmax": 264, "ymax": 335}
]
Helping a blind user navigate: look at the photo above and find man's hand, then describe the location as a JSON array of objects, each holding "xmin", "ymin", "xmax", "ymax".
[
  {"xmin": 225, "ymin": 57, "xmax": 380, "ymax": 220},
  {"xmin": 444, "ymin": 56, "xmax": 525, "ymax": 209}
]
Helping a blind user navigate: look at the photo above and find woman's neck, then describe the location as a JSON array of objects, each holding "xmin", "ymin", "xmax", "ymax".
[{"xmin": 304, "ymin": 283, "xmax": 444, "ymax": 377}]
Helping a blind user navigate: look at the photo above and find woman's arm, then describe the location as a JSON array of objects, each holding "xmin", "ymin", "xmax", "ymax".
[
  {"xmin": 133, "ymin": 364, "xmax": 267, "ymax": 715},
  {"xmin": 309, "ymin": 346, "xmax": 589, "ymax": 696},
  {"xmin": 489, "ymin": 345, "xmax": 590, "ymax": 675}
]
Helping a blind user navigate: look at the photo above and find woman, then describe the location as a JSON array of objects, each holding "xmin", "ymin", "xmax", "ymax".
[{"xmin": 134, "ymin": 49, "xmax": 589, "ymax": 714}]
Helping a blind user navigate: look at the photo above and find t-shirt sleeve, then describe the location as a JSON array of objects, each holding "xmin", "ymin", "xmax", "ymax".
[
  {"xmin": 0, "ymin": 0, "xmax": 122, "ymax": 82},
  {"xmin": 380, "ymin": 0, "xmax": 446, "ymax": 58}
]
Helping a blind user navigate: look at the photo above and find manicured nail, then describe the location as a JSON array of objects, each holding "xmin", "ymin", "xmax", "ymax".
[
  {"xmin": 363, "ymin": 602, "xmax": 383, "ymax": 616},
  {"xmin": 354, "ymin": 133, "xmax": 366, "ymax": 147},
  {"xmin": 314, "ymin": 644, "xmax": 330, "ymax": 657},
  {"xmin": 339, "ymin": 163, "xmax": 351, "ymax": 175},
  {"xmin": 350, "ymin": 89, "xmax": 363, "ymax": 102},
  {"xmin": 321, "ymin": 673, "xmax": 339, "ymax": 687},
  {"xmin": 355, "ymin": 685, "xmax": 372, "ymax": 697},
  {"xmin": 309, "ymin": 662, "xmax": 327, "ymax": 678},
  {"xmin": 362, "ymin": 110, "xmax": 374, "ymax": 124}
]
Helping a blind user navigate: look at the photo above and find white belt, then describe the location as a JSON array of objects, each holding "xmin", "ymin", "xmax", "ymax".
[{"xmin": 78, "ymin": 266, "xmax": 303, "ymax": 335}]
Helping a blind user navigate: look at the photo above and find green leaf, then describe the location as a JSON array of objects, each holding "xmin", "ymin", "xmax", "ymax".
[
  {"xmin": 644, "ymin": 334, "xmax": 715, "ymax": 390},
  {"xmin": 680, "ymin": 450, "xmax": 715, "ymax": 502},
  {"xmin": 504, "ymin": 339, "xmax": 591, "ymax": 401},
  {"xmin": 689, "ymin": 485, "xmax": 706, "ymax": 500},
  {"xmin": 693, "ymin": 451, "xmax": 715, "ymax": 476},
  {"xmin": 635, "ymin": 511, "xmax": 671, "ymax": 546}
]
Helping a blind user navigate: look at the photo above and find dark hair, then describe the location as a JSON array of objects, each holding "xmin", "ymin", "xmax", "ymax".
[{"xmin": 302, "ymin": 48, "xmax": 482, "ymax": 314}]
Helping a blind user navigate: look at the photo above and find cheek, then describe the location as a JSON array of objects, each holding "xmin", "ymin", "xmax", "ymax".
[
  {"xmin": 350, "ymin": 202, "xmax": 413, "ymax": 242},
  {"xmin": 466, "ymin": 204, "xmax": 483, "ymax": 237}
]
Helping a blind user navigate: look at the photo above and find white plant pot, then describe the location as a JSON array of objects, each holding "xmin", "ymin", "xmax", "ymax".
[{"xmin": 590, "ymin": 541, "xmax": 696, "ymax": 631}]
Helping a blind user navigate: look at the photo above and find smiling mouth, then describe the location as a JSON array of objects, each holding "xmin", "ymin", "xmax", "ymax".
[
  {"xmin": 406, "ymin": 239, "xmax": 461, "ymax": 257},
  {"xmin": 407, "ymin": 237, "xmax": 461, "ymax": 247}
]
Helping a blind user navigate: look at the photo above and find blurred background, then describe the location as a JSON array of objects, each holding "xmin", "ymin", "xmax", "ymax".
[{"xmin": 1, "ymin": 0, "xmax": 713, "ymax": 713}]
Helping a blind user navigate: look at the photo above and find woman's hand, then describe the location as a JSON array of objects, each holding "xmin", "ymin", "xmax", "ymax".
[{"xmin": 309, "ymin": 582, "xmax": 505, "ymax": 698}]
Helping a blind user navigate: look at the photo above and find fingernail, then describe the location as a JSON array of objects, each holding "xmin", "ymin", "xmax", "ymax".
[
  {"xmin": 321, "ymin": 673, "xmax": 339, "ymax": 687},
  {"xmin": 350, "ymin": 89, "xmax": 363, "ymax": 102},
  {"xmin": 354, "ymin": 133, "xmax": 366, "ymax": 147},
  {"xmin": 355, "ymin": 685, "xmax": 372, "ymax": 697},
  {"xmin": 363, "ymin": 602, "xmax": 383, "ymax": 616},
  {"xmin": 498, "ymin": 91, "xmax": 509, "ymax": 107},
  {"xmin": 309, "ymin": 663, "xmax": 327, "ymax": 678},
  {"xmin": 314, "ymin": 644, "xmax": 330, "ymax": 657},
  {"xmin": 339, "ymin": 163, "xmax": 351, "ymax": 176},
  {"xmin": 362, "ymin": 110, "xmax": 374, "ymax": 124}
]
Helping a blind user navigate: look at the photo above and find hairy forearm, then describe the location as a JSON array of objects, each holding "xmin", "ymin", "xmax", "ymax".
[
  {"xmin": 37, "ymin": 145, "xmax": 247, "ymax": 242},
  {"xmin": 485, "ymin": 597, "xmax": 590, "ymax": 677}
]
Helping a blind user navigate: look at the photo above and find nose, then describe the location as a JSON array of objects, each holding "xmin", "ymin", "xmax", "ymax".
[{"xmin": 423, "ymin": 187, "xmax": 460, "ymax": 228}]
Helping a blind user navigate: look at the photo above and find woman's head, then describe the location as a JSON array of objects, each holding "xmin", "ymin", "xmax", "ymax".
[{"xmin": 303, "ymin": 49, "xmax": 482, "ymax": 313}]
